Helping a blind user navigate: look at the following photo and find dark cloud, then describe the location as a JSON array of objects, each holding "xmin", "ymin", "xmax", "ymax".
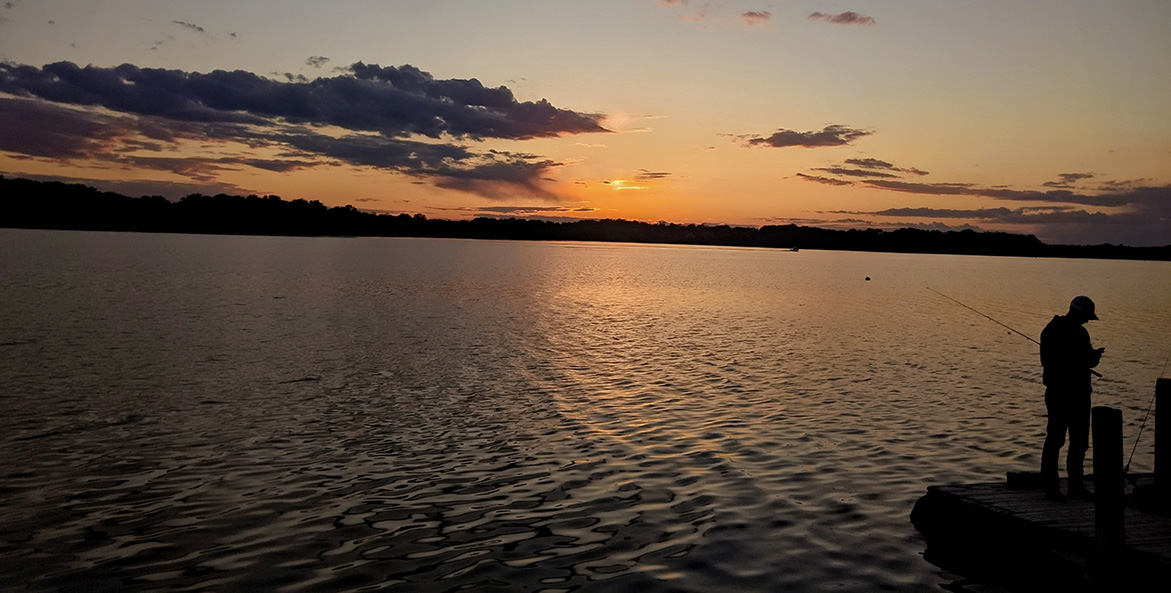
[
  {"xmin": 432, "ymin": 153, "xmax": 564, "ymax": 200},
  {"xmin": 808, "ymin": 12, "xmax": 876, "ymax": 26},
  {"xmin": 798, "ymin": 155, "xmax": 1168, "ymax": 244},
  {"xmin": 306, "ymin": 56, "xmax": 330, "ymax": 69},
  {"xmin": 1042, "ymin": 172, "xmax": 1095, "ymax": 188},
  {"xmin": 635, "ymin": 169, "xmax": 671, "ymax": 180},
  {"xmin": 739, "ymin": 125, "xmax": 871, "ymax": 148},
  {"xmin": 0, "ymin": 61, "xmax": 611, "ymax": 200},
  {"xmin": 1097, "ymin": 178, "xmax": 1151, "ymax": 192},
  {"xmin": 741, "ymin": 11, "xmax": 772, "ymax": 26},
  {"xmin": 844, "ymin": 158, "xmax": 928, "ymax": 176},
  {"xmin": 0, "ymin": 97, "xmax": 134, "ymax": 159},
  {"xmin": 172, "ymin": 21, "xmax": 206, "ymax": 34},
  {"xmin": 796, "ymin": 173, "xmax": 854, "ymax": 186},
  {"xmin": 811, "ymin": 166, "xmax": 900, "ymax": 179},
  {"xmin": 861, "ymin": 179, "xmax": 1140, "ymax": 208},
  {"xmin": 347, "ymin": 62, "xmax": 608, "ymax": 139},
  {"xmin": 238, "ymin": 158, "xmax": 321, "ymax": 172},
  {"xmin": 855, "ymin": 205, "xmax": 1144, "ymax": 227},
  {"xmin": 0, "ymin": 61, "xmax": 609, "ymax": 141},
  {"xmin": 838, "ymin": 185, "xmax": 1171, "ymax": 246},
  {"xmin": 115, "ymin": 154, "xmax": 323, "ymax": 181}
]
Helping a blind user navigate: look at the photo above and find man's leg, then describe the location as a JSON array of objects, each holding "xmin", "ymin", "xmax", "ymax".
[
  {"xmin": 1041, "ymin": 390, "xmax": 1068, "ymax": 497},
  {"xmin": 1066, "ymin": 394, "xmax": 1091, "ymax": 495}
]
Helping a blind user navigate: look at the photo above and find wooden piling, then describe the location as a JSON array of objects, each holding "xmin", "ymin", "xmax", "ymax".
[
  {"xmin": 1094, "ymin": 406, "xmax": 1124, "ymax": 545},
  {"xmin": 1093, "ymin": 406, "xmax": 1124, "ymax": 584}
]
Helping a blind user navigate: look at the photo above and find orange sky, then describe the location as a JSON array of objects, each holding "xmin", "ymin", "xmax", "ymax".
[{"xmin": 1, "ymin": 1, "xmax": 1168, "ymax": 245}]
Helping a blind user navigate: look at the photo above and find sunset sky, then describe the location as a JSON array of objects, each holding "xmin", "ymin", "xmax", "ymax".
[{"xmin": 1, "ymin": 1, "xmax": 1168, "ymax": 246}]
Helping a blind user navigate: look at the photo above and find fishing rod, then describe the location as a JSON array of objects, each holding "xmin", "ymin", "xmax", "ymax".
[
  {"xmin": 925, "ymin": 287, "xmax": 1102, "ymax": 377},
  {"xmin": 1125, "ymin": 349, "xmax": 1171, "ymax": 474}
]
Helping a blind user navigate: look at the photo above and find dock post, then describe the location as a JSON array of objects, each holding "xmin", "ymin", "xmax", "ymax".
[
  {"xmin": 1158, "ymin": 378, "xmax": 1170, "ymax": 507},
  {"xmin": 1092, "ymin": 405, "xmax": 1124, "ymax": 585}
]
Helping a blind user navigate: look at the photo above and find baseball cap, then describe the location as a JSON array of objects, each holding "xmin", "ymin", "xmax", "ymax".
[{"xmin": 1069, "ymin": 295, "xmax": 1098, "ymax": 320}]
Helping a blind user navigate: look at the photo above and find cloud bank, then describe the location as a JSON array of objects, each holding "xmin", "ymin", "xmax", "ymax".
[
  {"xmin": 0, "ymin": 61, "xmax": 611, "ymax": 199},
  {"xmin": 797, "ymin": 156, "xmax": 1170, "ymax": 245}
]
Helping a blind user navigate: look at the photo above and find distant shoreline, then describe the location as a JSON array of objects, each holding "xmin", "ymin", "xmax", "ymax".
[{"xmin": 3, "ymin": 175, "xmax": 1168, "ymax": 261}]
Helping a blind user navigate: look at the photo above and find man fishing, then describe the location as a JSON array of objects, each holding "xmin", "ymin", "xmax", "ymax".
[{"xmin": 1039, "ymin": 295, "xmax": 1105, "ymax": 501}]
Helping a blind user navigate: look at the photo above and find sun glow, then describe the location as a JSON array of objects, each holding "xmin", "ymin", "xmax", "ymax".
[{"xmin": 608, "ymin": 179, "xmax": 647, "ymax": 191}]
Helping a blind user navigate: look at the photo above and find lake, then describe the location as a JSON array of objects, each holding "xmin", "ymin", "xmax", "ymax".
[{"xmin": 2, "ymin": 229, "xmax": 1169, "ymax": 592}]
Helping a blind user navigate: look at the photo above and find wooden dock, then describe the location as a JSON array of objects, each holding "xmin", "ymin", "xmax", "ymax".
[{"xmin": 911, "ymin": 475, "xmax": 1171, "ymax": 589}]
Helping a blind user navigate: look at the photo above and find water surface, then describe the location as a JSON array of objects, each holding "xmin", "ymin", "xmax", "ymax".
[{"xmin": 2, "ymin": 229, "xmax": 1168, "ymax": 591}]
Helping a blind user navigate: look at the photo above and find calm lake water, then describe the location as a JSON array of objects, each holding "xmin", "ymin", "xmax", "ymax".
[{"xmin": 2, "ymin": 229, "xmax": 1169, "ymax": 592}]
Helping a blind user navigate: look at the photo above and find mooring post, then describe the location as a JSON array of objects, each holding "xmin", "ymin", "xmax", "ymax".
[
  {"xmin": 1093, "ymin": 406, "xmax": 1124, "ymax": 549},
  {"xmin": 1157, "ymin": 378, "xmax": 1170, "ymax": 507}
]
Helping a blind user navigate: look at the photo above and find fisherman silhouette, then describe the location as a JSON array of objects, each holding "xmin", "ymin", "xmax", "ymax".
[{"xmin": 1039, "ymin": 296, "xmax": 1105, "ymax": 501}]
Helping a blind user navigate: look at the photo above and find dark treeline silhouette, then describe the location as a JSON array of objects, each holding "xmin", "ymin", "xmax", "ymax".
[{"xmin": 3, "ymin": 176, "xmax": 1168, "ymax": 260}]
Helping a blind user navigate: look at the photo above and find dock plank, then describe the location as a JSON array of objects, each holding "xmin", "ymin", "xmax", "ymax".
[{"xmin": 912, "ymin": 474, "xmax": 1171, "ymax": 586}]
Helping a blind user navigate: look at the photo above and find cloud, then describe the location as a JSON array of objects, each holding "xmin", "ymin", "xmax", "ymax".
[
  {"xmin": 635, "ymin": 169, "xmax": 671, "ymax": 180},
  {"xmin": 836, "ymin": 185, "xmax": 1171, "ymax": 246},
  {"xmin": 796, "ymin": 173, "xmax": 854, "ymax": 186},
  {"xmin": 434, "ymin": 204, "xmax": 601, "ymax": 222},
  {"xmin": 1042, "ymin": 172, "xmax": 1095, "ymax": 188},
  {"xmin": 442, "ymin": 205, "xmax": 598, "ymax": 215},
  {"xmin": 844, "ymin": 158, "xmax": 928, "ymax": 176},
  {"xmin": 172, "ymin": 20, "xmax": 206, "ymax": 34},
  {"xmin": 0, "ymin": 61, "xmax": 611, "ymax": 200},
  {"xmin": 860, "ymin": 179, "xmax": 1140, "ymax": 208},
  {"xmin": 741, "ymin": 11, "xmax": 772, "ymax": 26},
  {"xmin": 811, "ymin": 166, "xmax": 900, "ymax": 179},
  {"xmin": 305, "ymin": 56, "xmax": 330, "ymax": 69},
  {"xmin": 659, "ymin": 0, "xmax": 713, "ymax": 25},
  {"xmin": 1097, "ymin": 178, "xmax": 1150, "ymax": 192},
  {"xmin": 808, "ymin": 12, "xmax": 876, "ymax": 26},
  {"xmin": 0, "ymin": 61, "xmax": 608, "ymax": 141},
  {"xmin": 0, "ymin": 97, "xmax": 135, "ymax": 159},
  {"xmin": 849, "ymin": 205, "xmax": 1151, "ymax": 228},
  {"xmin": 796, "ymin": 155, "xmax": 1169, "ymax": 244},
  {"xmin": 661, "ymin": 2, "xmax": 775, "ymax": 27},
  {"xmin": 738, "ymin": 124, "xmax": 872, "ymax": 148}
]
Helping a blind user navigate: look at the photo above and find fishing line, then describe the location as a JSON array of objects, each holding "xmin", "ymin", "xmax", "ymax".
[
  {"xmin": 1126, "ymin": 348, "xmax": 1171, "ymax": 475},
  {"xmin": 925, "ymin": 287, "xmax": 1101, "ymax": 377},
  {"xmin": 925, "ymin": 287, "xmax": 1040, "ymax": 345},
  {"xmin": 1125, "ymin": 394, "xmax": 1155, "ymax": 476}
]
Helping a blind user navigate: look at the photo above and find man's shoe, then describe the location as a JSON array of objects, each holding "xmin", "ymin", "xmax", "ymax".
[
  {"xmin": 1045, "ymin": 489, "xmax": 1066, "ymax": 502},
  {"xmin": 1068, "ymin": 487, "xmax": 1094, "ymax": 501}
]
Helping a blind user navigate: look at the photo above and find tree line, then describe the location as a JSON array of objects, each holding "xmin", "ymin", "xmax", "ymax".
[{"xmin": 2, "ymin": 176, "xmax": 1167, "ymax": 260}]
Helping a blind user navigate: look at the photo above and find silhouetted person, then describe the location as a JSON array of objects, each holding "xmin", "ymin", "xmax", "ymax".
[{"xmin": 1039, "ymin": 296, "xmax": 1104, "ymax": 501}]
